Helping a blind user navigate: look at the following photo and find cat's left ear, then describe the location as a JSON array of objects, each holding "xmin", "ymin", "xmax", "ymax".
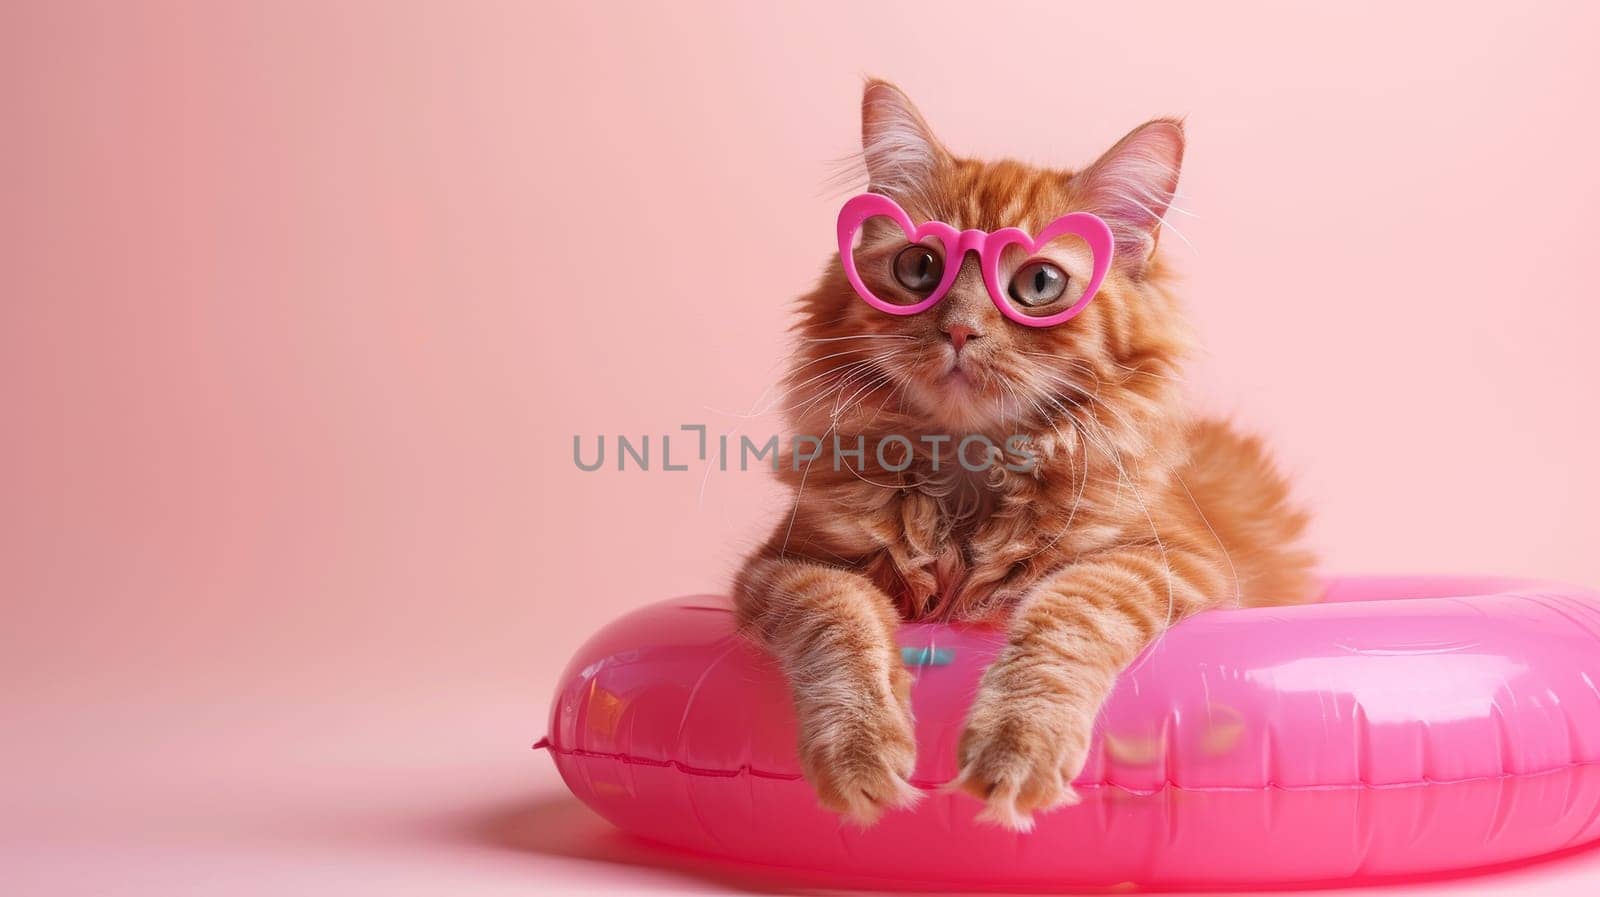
[
  {"xmin": 860, "ymin": 79, "xmax": 951, "ymax": 203},
  {"xmin": 1071, "ymin": 119, "xmax": 1185, "ymax": 272}
]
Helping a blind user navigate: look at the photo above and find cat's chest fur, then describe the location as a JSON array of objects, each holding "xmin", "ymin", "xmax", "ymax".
[
  {"xmin": 910, "ymin": 463, "xmax": 1003, "ymax": 540},
  {"xmin": 868, "ymin": 459, "xmax": 1034, "ymax": 620}
]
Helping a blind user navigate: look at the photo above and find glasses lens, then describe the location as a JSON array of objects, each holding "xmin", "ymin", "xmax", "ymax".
[
  {"xmin": 850, "ymin": 216, "xmax": 944, "ymax": 307},
  {"xmin": 998, "ymin": 232, "xmax": 1093, "ymax": 319}
]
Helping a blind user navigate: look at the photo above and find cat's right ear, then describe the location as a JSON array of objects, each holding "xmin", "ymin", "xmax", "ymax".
[{"xmin": 861, "ymin": 80, "xmax": 949, "ymax": 201}]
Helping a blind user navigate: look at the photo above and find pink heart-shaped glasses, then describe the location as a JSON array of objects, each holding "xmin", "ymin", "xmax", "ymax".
[{"xmin": 837, "ymin": 193, "xmax": 1114, "ymax": 328}]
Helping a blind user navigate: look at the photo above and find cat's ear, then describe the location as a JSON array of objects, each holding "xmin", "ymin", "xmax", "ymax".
[
  {"xmin": 1073, "ymin": 119, "xmax": 1186, "ymax": 270},
  {"xmin": 860, "ymin": 80, "xmax": 949, "ymax": 201}
]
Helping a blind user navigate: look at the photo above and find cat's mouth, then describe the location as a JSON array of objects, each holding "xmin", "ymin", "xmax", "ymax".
[
  {"xmin": 941, "ymin": 351, "xmax": 992, "ymax": 388},
  {"xmin": 943, "ymin": 366, "xmax": 972, "ymax": 388},
  {"xmin": 919, "ymin": 365, "xmax": 1007, "ymax": 429}
]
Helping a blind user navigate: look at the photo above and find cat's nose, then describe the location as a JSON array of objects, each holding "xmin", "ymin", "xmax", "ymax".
[{"xmin": 942, "ymin": 324, "xmax": 982, "ymax": 352}]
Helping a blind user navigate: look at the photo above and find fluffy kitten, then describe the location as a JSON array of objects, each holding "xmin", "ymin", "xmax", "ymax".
[{"xmin": 733, "ymin": 81, "xmax": 1315, "ymax": 830}]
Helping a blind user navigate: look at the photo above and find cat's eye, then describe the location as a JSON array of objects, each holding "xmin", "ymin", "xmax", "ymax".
[
  {"xmin": 892, "ymin": 245, "xmax": 944, "ymax": 294},
  {"xmin": 1008, "ymin": 261, "xmax": 1068, "ymax": 308}
]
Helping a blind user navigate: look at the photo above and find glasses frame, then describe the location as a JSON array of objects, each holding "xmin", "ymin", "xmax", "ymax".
[{"xmin": 836, "ymin": 192, "xmax": 1114, "ymax": 328}]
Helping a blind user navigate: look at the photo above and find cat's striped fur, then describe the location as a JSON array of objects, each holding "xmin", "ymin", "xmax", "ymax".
[{"xmin": 734, "ymin": 81, "xmax": 1315, "ymax": 830}]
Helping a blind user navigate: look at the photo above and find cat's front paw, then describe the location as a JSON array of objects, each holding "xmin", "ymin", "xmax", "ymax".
[
  {"xmin": 797, "ymin": 664, "xmax": 921, "ymax": 825},
  {"xmin": 950, "ymin": 669, "xmax": 1093, "ymax": 831}
]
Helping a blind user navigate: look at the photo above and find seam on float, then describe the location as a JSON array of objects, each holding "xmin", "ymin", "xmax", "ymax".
[
  {"xmin": 538, "ymin": 744, "xmax": 805, "ymax": 781},
  {"xmin": 535, "ymin": 741, "xmax": 1600, "ymax": 794}
]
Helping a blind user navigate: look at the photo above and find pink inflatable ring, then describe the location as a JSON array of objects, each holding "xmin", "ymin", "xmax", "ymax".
[{"xmin": 538, "ymin": 576, "xmax": 1600, "ymax": 888}]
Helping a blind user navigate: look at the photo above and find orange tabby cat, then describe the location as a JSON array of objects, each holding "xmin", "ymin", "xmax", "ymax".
[{"xmin": 733, "ymin": 81, "xmax": 1316, "ymax": 831}]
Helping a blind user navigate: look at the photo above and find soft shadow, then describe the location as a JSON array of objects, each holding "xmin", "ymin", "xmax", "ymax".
[
  {"xmin": 434, "ymin": 791, "xmax": 1600, "ymax": 896},
  {"xmin": 437, "ymin": 791, "xmax": 836, "ymax": 895}
]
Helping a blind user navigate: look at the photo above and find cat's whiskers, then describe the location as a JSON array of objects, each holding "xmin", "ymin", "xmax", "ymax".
[
  {"xmin": 1022, "ymin": 391, "xmax": 1077, "ymax": 463},
  {"xmin": 831, "ymin": 370, "xmax": 889, "ymax": 421},
  {"xmin": 833, "ymin": 388, "xmax": 915, "ymax": 491},
  {"xmin": 1026, "ymin": 368, "xmax": 1149, "ymax": 453},
  {"xmin": 1173, "ymin": 470, "xmax": 1243, "ymax": 609},
  {"xmin": 789, "ymin": 344, "xmax": 904, "ymax": 381},
  {"xmin": 1115, "ymin": 190, "xmax": 1196, "ymax": 253},
  {"xmin": 797, "ymin": 333, "xmax": 918, "ymax": 345},
  {"xmin": 1028, "ymin": 359, "xmax": 1235, "ymax": 618},
  {"xmin": 1117, "ymin": 459, "xmax": 1178, "ymax": 632},
  {"xmin": 1056, "ymin": 404, "xmax": 1179, "ymax": 644},
  {"xmin": 1034, "ymin": 387, "xmax": 1178, "ymax": 639},
  {"xmin": 1004, "ymin": 409, "xmax": 1102, "ymax": 566},
  {"xmin": 787, "ymin": 367, "xmax": 881, "ymax": 429},
  {"xmin": 1037, "ymin": 390, "xmax": 1123, "ymax": 472},
  {"xmin": 1016, "ymin": 351, "xmax": 1183, "ymax": 396},
  {"xmin": 784, "ymin": 363, "xmax": 876, "ymax": 420},
  {"xmin": 786, "ymin": 349, "xmax": 903, "ymax": 409},
  {"xmin": 786, "ymin": 367, "xmax": 906, "ymax": 545}
]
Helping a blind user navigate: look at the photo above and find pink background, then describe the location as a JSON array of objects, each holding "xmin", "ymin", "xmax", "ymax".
[{"xmin": 5, "ymin": 1, "xmax": 1600, "ymax": 894}]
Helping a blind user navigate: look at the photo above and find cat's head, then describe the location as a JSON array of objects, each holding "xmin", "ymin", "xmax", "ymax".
[{"xmin": 790, "ymin": 81, "xmax": 1191, "ymax": 442}]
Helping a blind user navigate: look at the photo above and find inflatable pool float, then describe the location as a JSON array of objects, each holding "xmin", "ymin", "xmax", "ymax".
[{"xmin": 537, "ymin": 576, "xmax": 1600, "ymax": 888}]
